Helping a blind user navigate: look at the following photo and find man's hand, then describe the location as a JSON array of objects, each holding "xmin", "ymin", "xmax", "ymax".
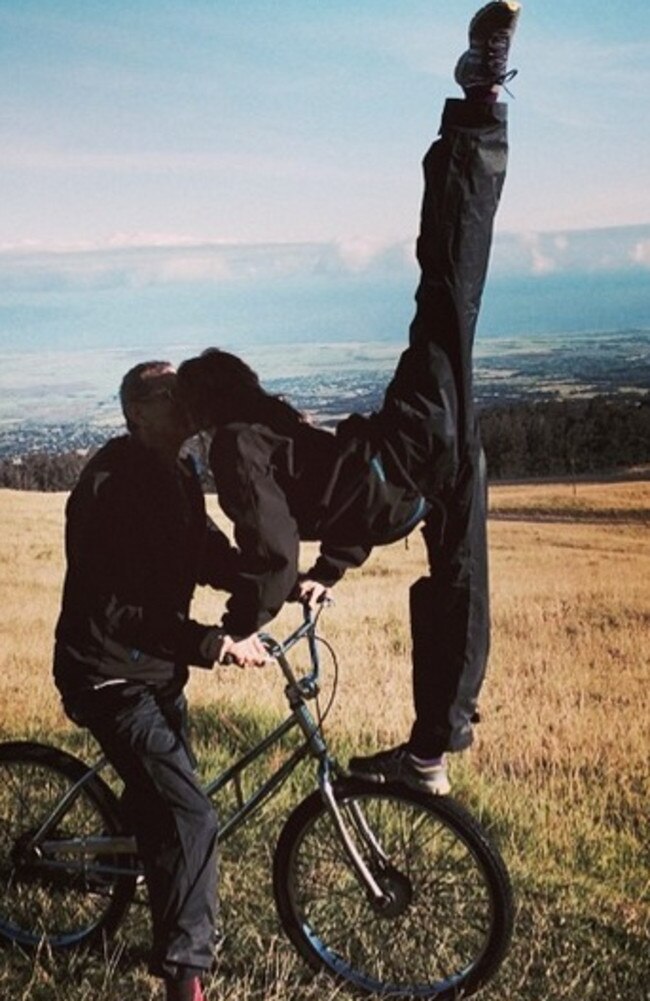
[
  {"xmin": 291, "ymin": 578, "xmax": 332, "ymax": 610},
  {"xmin": 218, "ymin": 633, "xmax": 270, "ymax": 668}
]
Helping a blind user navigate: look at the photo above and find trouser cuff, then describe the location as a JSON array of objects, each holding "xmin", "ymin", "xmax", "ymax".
[{"xmin": 440, "ymin": 96, "xmax": 508, "ymax": 130}]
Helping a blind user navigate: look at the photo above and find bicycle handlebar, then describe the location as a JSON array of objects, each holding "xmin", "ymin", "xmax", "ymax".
[{"xmin": 260, "ymin": 600, "xmax": 330, "ymax": 698}]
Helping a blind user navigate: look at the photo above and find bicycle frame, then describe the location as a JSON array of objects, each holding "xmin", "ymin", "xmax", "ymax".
[{"xmin": 28, "ymin": 606, "xmax": 391, "ymax": 903}]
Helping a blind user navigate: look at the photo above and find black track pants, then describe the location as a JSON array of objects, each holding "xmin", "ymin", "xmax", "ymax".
[
  {"xmin": 379, "ymin": 99, "xmax": 507, "ymax": 756},
  {"xmin": 63, "ymin": 684, "xmax": 219, "ymax": 979},
  {"xmin": 409, "ymin": 442, "xmax": 490, "ymax": 756}
]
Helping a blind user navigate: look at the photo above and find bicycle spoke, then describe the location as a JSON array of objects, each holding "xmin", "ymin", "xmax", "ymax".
[
  {"xmin": 277, "ymin": 787, "xmax": 508, "ymax": 995},
  {"xmin": 0, "ymin": 763, "xmax": 43, "ymax": 829},
  {"xmin": 0, "ymin": 750, "xmax": 133, "ymax": 948}
]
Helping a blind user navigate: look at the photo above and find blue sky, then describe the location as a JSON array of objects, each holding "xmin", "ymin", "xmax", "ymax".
[{"xmin": 0, "ymin": 0, "xmax": 649, "ymax": 350}]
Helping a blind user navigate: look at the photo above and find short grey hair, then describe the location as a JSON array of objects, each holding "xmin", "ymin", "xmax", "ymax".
[{"xmin": 119, "ymin": 360, "xmax": 175, "ymax": 432}]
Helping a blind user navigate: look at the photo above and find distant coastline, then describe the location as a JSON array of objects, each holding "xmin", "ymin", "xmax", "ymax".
[{"xmin": 1, "ymin": 326, "xmax": 648, "ymax": 460}]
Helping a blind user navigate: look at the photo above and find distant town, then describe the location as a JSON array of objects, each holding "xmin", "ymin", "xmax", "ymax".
[{"xmin": 1, "ymin": 327, "xmax": 648, "ymax": 469}]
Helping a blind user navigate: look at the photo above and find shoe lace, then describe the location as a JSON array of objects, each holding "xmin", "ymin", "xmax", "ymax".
[
  {"xmin": 484, "ymin": 29, "xmax": 517, "ymax": 89},
  {"xmin": 498, "ymin": 67, "xmax": 518, "ymax": 97}
]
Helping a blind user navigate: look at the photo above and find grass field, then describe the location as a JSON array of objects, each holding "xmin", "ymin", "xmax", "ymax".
[{"xmin": 0, "ymin": 479, "xmax": 648, "ymax": 1001}]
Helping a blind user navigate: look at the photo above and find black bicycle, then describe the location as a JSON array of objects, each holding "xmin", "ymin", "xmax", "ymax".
[{"xmin": 0, "ymin": 605, "xmax": 514, "ymax": 999}]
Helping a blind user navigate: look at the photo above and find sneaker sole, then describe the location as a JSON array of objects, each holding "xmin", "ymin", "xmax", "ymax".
[{"xmin": 349, "ymin": 767, "xmax": 451, "ymax": 797}]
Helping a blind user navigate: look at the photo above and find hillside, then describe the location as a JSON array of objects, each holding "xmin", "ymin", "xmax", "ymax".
[{"xmin": 0, "ymin": 481, "xmax": 648, "ymax": 1000}]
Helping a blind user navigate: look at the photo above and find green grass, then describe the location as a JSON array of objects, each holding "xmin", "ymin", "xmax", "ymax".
[{"xmin": 1, "ymin": 701, "xmax": 648, "ymax": 1001}]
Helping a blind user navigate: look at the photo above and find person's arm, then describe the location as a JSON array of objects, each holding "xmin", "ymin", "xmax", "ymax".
[
  {"xmin": 199, "ymin": 628, "xmax": 269, "ymax": 667},
  {"xmin": 290, "ymin": 540, "xmax": 373, "ymax": 611},
  {"xmin": 306, "ymin": 539, "xmax": 374, "ymax": 587},
  {"xmin": 196, "ymin": 516, "xmax": 242, "ymax": 592},
  {"xmin": 212, "ymin": 427, "xmax": 300, "ymax": 635}
]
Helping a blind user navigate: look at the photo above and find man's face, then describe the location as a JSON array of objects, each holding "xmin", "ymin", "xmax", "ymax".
[{"xmin": 127, "ymin": 369, "xmax": 192, "ymax": 448}]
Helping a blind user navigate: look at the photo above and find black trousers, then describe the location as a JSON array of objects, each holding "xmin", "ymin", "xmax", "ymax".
[
  {"xmin": 378, "ymin": 98, "xmax": 507, "ymax": 757},
  {"xmin": 63, "ymin": 683, "xmax": 219, "ymax": 980}
]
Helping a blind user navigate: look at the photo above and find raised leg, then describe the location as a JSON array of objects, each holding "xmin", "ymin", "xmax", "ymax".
[
  {"xmin": 377, "ymin": 98, "xmax": 507, "ymax": 496},
  {"xmin": 351, "ymin": 102, "xmax": 508, "ymax": 777},
  {"xmin": 382, "ymin": 100, "xmax": 505, "ymax": 757}
]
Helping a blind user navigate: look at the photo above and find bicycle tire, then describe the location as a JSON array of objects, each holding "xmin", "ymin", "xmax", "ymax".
[
  {"xmin": 273, "ymin": 777, "xmax": 514, "ymax": 999},
  {"xmin": 0, "ymin": 740, "xmax": 136, "ymax": 950}
]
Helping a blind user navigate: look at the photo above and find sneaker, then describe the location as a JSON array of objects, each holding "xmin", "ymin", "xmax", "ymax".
[
  {"xmin": 348, "ymin": 745, "xmax": 451, "ymax": 796},
  {"xmin": 454, "ymin": 1, "xmax": 522, "ymax": 93}
]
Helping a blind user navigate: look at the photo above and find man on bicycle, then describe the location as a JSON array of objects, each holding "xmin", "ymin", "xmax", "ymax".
[{"xmin": 54, "ymin": 361, "xmax": 267, "ymax": 1001}]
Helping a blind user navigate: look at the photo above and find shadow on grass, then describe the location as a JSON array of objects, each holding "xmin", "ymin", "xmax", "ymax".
[
  {"xmin": 498, "ymin": 888, "xmax": 650, "ymax": 999},
  {"xmin": 4, "ymin": 876, "xmax": 647, "ymax": 1001}
]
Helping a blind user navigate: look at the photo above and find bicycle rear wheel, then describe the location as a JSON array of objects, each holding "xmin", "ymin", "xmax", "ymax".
[
  {"xmin": 273, "ymin": 778, "xmax": 514, "ymax": 999},
  {"xmin": 0, "ymin": 741, "xmax": 136, "ymax": 950}
]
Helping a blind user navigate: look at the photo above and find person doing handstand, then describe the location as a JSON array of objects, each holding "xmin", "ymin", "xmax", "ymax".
[{"xmin": 177, "ymin": 2, "xmax": 522, "ymax": 797}]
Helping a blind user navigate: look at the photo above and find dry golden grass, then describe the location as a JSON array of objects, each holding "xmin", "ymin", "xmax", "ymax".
[
  {"xmin": 3, "ymin": 484, "xmax": 646, "ymax": 771},
  {"xmin": 489, "ymin": 476, "xmax": 650, "ymax": 521},
  {"xmin": 0, "ymin": 491, "xmax": 69, "ymax": 734},
  {"xmin": 0, "ymin": 480, "xmax": 648, "ymax": 1000}
]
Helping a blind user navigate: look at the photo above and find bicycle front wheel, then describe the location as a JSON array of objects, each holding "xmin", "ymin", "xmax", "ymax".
[
  {"xmin": 0, "ymin": 741, "xmax": 136, "ymax": 950},
  {"xmin": 273, "ymin": 778, "xmax": 514, "ymax": 999}
]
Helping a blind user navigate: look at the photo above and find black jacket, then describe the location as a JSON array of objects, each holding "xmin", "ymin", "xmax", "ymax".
[
  {"xmin": 212, "ymin": 413, "xmax": 428, "ymax": 635},
  {"xmin": 54, "ymin": 436, "xmax": 241, "ymax": 694}
]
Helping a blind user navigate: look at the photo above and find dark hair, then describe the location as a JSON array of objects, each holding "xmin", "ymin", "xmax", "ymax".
[{"xmin": 177, "ymin": 349, "xmax": 304, "ymax": 433}]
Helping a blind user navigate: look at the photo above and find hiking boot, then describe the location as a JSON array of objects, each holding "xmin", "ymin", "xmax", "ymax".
[
  {"xmin": 348, "ymin": 745, "xmax": 451, "ymax": 796},
  {"xmin": 164, "ymin": 976, "xmax": 205, "ymax": 1001},
  {"xmin": 454, "ymin": 1, "xmax": 522, "ymax": 93}
]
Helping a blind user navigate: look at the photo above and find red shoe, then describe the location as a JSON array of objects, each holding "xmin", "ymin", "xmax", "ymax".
[{"xmin": 164, "ymin": 976, "xmax": 205, "ymax": 1001}]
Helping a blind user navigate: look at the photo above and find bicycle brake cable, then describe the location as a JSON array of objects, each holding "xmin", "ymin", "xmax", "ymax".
[{"xmin": 312, "ymin": 635, "xmax": 339, "ymax": 739}]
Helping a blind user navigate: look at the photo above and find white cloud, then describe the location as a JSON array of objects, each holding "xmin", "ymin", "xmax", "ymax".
[
  {"xmin": 529, "ymin": 239, "xmax": 558, "ymax": 276},
  {"xmin": 128, "ymin": 253, "xmax": 234, "ymax": 286},
  {"xmin": 630, "ymin": 240, "xmax": 650, "ymax": 268},
  {"xmin": 331, "ymin": 236, "xmax": 412, "ymax": 274},
  {"xmin": 491, "ymin": 224, "xmax": 650, "ymax": 278},
  {"xmin": 496, "ymin": 232, "xmax": 561, "ymax": 276},
  {"xmin": 1, "ymin": 223, "xmax": 649, "ymax": 293},
  {"xmin": 334, "ymin": 237, "xmax": 389, "ymax": 272}
]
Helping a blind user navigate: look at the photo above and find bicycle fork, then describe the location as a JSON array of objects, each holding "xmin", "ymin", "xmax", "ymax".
[
  {"xmin": 318, "ymin": 761, "xmax": 394, "ymax": 907},
  {"xmin": 280, "ymin": 637, "xmax": 394, "ymax": 909}
]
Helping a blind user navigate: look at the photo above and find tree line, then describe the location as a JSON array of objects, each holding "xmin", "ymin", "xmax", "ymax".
[
  {"xmin": 480, "ymin": 394, "xmax": 649, "ymax": 479},
  {"xmin": 1, "ymin": 394, "xmax": 648, "ymax": 492}
]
